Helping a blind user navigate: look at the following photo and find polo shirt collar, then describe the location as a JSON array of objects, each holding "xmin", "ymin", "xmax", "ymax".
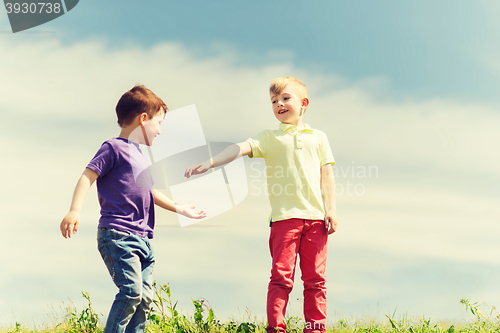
[{"xmin": 279, "ymin": 123, "xmax": 313, "ymax": 133}]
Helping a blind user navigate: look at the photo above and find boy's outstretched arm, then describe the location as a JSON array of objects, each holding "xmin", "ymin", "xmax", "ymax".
[
  {"xmin": 184, "ymin": 142, "xmax": 252, "ymax": 178},
  {"xmin": 60, "ymin": 168, "xmax": 99, "ymax": 239},
  {"xmin": 152, "ymin": 189, "xmax": 207, "ymax": 219},
  {"xmin": 321, "ymin": 163, "xmax": 337, "ymax": 235}
]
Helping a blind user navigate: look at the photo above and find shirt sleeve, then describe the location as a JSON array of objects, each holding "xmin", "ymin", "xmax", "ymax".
[
  {"xmin": 86, "ymin": 142, "xmax": 116, "ymax": 177},
  {"xmin": 247, "ymin": 130, "xmax": 268, "ymax": 159},
  {"xmin": 318, "ymin": 131, "xmax": 335, "ymax": 166}
]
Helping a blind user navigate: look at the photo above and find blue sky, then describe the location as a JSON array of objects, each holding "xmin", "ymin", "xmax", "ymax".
[
  {"xmin": 48, "ymin": 0, "xmax": 500, "ymax": 103},
  {"xmin": 1, "ymin": 0, "xmax": 500, "ymax": 329}
]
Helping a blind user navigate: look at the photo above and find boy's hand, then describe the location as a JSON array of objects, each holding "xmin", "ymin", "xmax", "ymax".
[
  {"xmin": 176, "ymin": 204, "xmax": 207, "ymax": 219},
  {"xmin": 60, "ymin": 211, "xmax": 80, "ymax": 239},
  {"xmin": 324, "ymin": 210, "xmax": 337, "ymax": 235},
  {"xmin": 184, "ymin": 160, "xmax": 212, "ymax": 179}
]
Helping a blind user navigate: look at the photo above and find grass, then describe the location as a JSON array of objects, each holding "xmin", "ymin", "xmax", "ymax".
[{"xmin": 1, "ymin": 284, "xmax": 499, "ymax": 333}]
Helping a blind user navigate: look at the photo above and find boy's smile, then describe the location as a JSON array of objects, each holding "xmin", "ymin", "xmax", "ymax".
[
  {"xmin": 124, "ymin": 108, "xmax": 166, "ymax": 146},
  {"xmin": 142, "ymin": 108, "xmax": 166, "ymax": 146},
  {"xmin": 271, "ymin": 84, "xmax": 309, "ymax": 127}
]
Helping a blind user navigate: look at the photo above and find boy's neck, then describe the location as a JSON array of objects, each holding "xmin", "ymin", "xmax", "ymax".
[
  {"xmin": 118, "ymin": 125, "xmax": 142, "ymax": 145},
  {"xmin": 282, "ymin": 120, "xmax": 305, "ymax": 130}
]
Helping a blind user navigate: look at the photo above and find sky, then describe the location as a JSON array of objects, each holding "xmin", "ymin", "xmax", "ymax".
[{"xmin": 1, "ymin": 0, "xmax": 500, "ymax": 329}]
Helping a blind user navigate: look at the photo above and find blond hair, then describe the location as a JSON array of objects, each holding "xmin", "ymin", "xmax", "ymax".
[{"xmin": 269, "ymin": 77, "xmax": 308, "ymax": 100}]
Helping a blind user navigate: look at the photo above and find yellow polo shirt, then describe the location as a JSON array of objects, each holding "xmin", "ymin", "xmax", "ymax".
[{"xmin": 247, "ymin": 123, "xmax": 335, "ymax": 223}]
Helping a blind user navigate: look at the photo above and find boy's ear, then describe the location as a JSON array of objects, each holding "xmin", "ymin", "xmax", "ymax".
[
  {"xmin": 300, "ymin": 98, "xmax": 309, "ymax": 117},
  {"xmin": 138, "ymin": 112, "xmax": 149, "ymax": 126}
]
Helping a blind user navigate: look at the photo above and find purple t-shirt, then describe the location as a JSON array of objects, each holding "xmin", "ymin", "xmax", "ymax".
[{"xmin": 87, "ymin": 138, "xmax": 155, "ymax": 238}]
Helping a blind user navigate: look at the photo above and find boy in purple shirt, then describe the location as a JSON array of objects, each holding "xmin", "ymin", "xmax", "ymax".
[{"xmin": 60, "ymin": 85, "xmax": 206, "ymax": 333}]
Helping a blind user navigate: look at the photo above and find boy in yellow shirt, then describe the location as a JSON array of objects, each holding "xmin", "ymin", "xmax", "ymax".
[{"xmin": 185, "ymin": 77, "xmax": 337, "ymax": 333}]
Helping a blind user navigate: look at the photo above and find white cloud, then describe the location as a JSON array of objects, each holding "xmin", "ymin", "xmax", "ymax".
[
  {"xmin": 308, "ymin": 88, "xmax": 500, "ymax": 180},
  {"xmin": 1, "ymin": 35, "xmax": 499, "ymax": 325}
]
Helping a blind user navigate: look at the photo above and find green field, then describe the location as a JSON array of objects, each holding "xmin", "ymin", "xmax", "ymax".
[{"xmin": 1, "ymin": 283, "xmax": 497, "ymax": 333}]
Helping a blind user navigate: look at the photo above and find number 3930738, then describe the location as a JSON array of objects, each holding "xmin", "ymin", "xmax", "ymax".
[{"xmin": 5, "ymin": 2, "xmax": 61, "ymax": 14}]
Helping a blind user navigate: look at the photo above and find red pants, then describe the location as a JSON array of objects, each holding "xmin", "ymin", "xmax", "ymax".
[{"xmin": 267, "ymin": 218, "xmax": 328, "ymax": 333}]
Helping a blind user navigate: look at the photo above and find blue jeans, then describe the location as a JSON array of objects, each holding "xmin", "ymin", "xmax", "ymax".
[{"xmin": 97, "ymin": 228, "xmax": 155, "ymax": 333}]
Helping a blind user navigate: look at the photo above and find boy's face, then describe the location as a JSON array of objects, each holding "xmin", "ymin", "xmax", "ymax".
[
  {"xmin": 141, "ymin": 108, "xmax": 166, "ymax": 146},
  {"xmin": 271, "ymin": 84, "xmax": 309, "ymax": 126}
]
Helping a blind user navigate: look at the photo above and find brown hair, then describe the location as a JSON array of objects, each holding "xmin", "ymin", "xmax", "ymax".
[
  {"xmin": 270, "ymin": 77, "xmax": 308, "ymax": 100},
  {"xmin": 116, "ymin": 85, "xmax": 167, "ymax": 127}
]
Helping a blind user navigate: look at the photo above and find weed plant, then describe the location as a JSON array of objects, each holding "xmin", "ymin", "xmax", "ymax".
[
  {"xmin": 1, "ymin": 285, "xmax": 499, "ymax": 333},
  {"xmin": 146, "ymin": 281, "xmax": 265, "ymax": 333}
]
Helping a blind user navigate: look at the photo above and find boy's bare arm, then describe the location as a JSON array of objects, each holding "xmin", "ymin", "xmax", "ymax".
[
  {"xmin": 60, "ymin": 168, "xmax": 99, "ymax": 239},
  {"xmin": 184, "ymin": 141, "xmax": 252, "ymax": 178},
  {"xmin": 152, "ymin": 189, "xmax": 207, "ymax": 219},
  {"xmin": 321, "ymin": 164, "xmax": 337, "ymax": 235}
]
